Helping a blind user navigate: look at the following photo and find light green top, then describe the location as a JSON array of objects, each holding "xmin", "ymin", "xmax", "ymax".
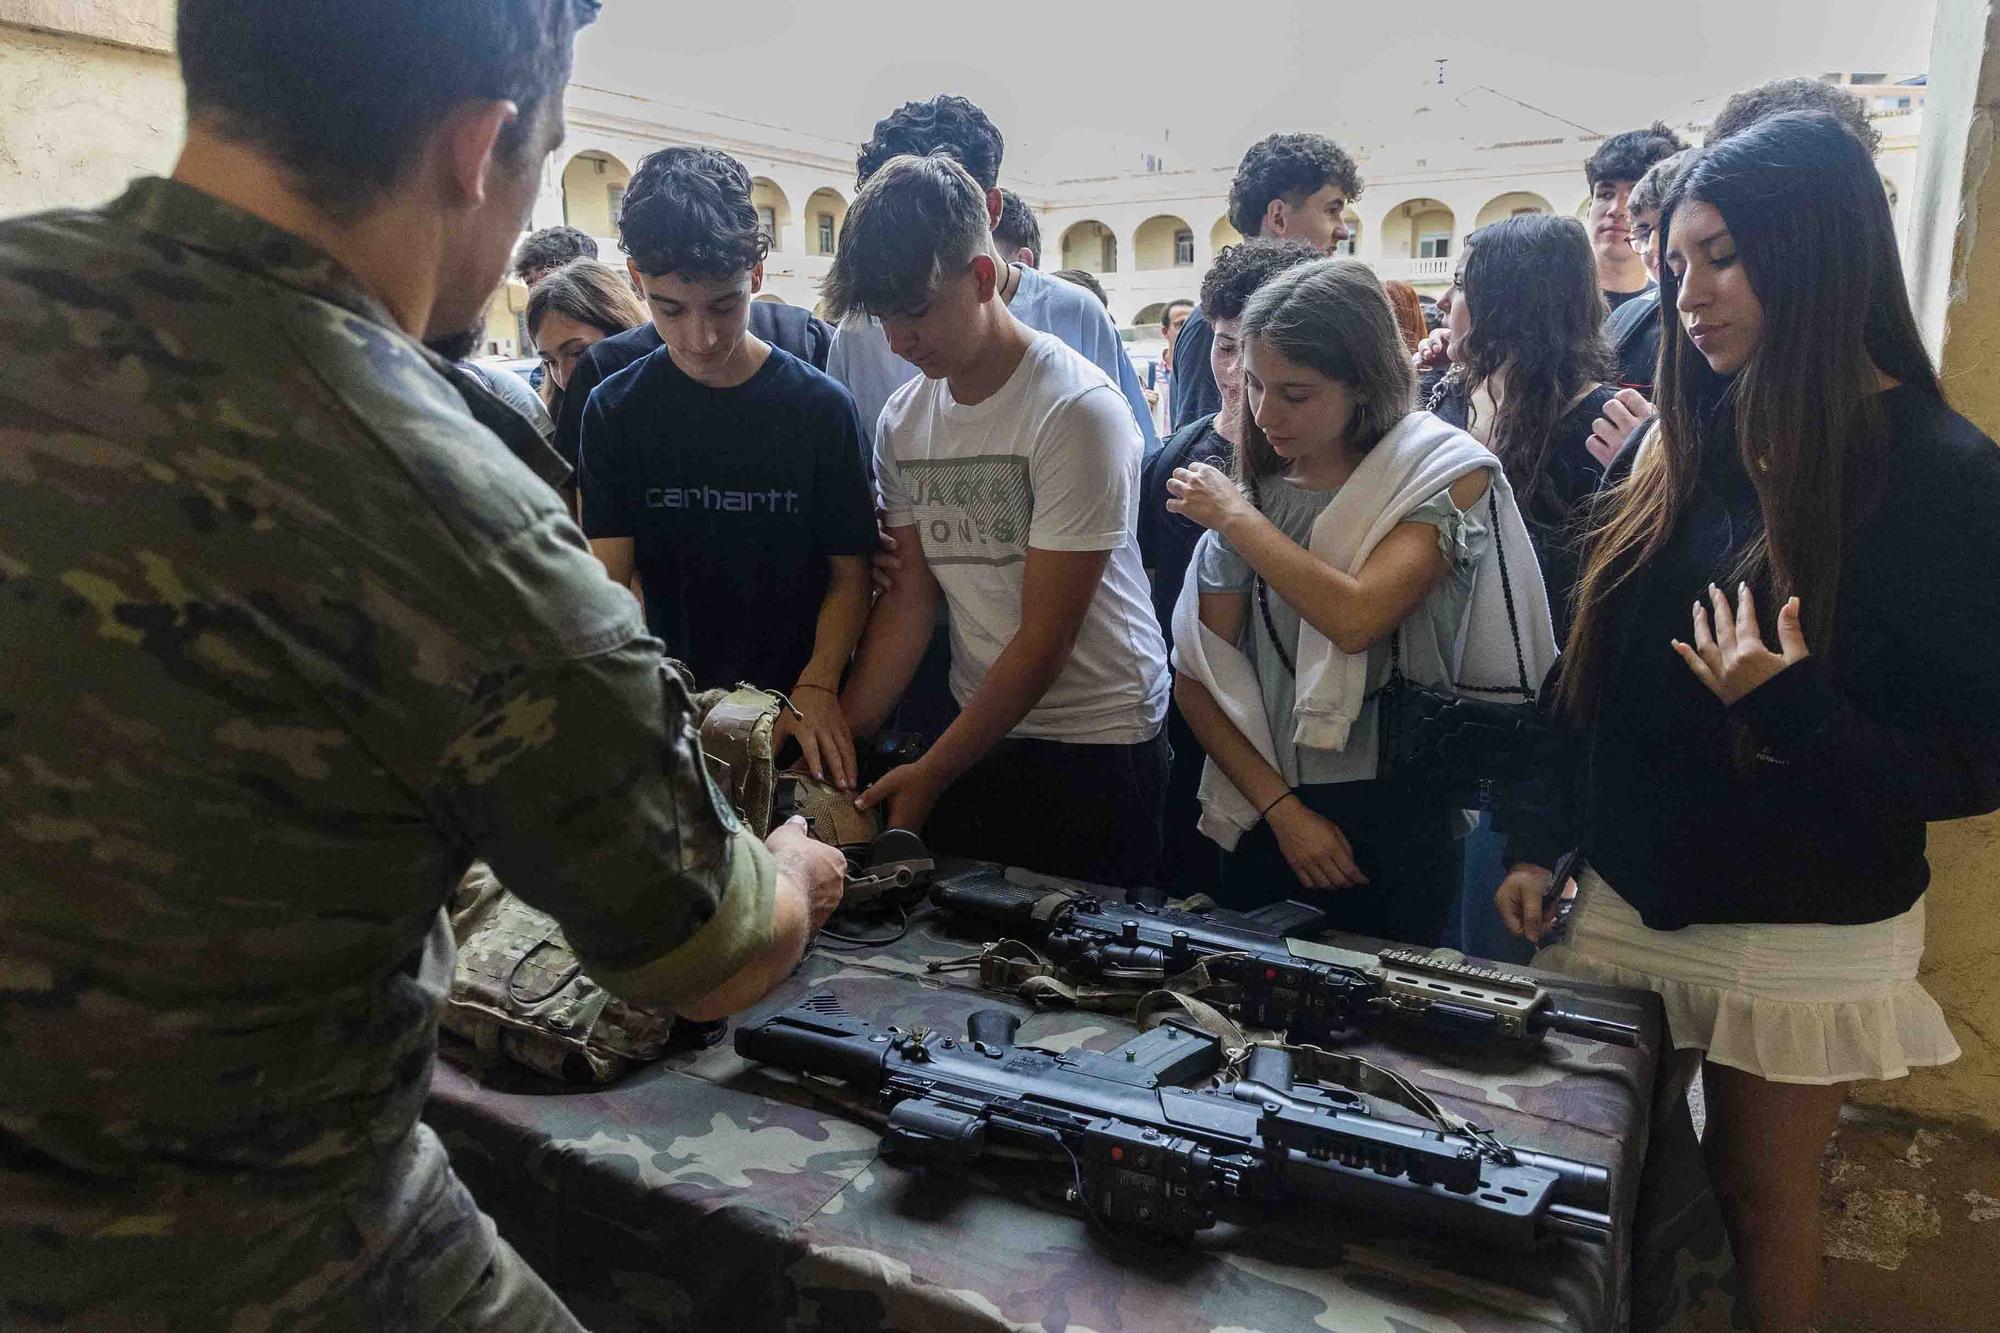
[{"xmin": 1193, "ymin": 474, "xmax": 1490, "ymax": 786}]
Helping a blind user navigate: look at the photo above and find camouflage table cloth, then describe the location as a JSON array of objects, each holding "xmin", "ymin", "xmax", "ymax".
[{"xmin": 426, "ymin": 890, "xmax": 1741, "ymax": 1333}]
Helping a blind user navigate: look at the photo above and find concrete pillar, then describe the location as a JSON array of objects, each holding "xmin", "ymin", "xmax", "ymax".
[{"xmin": 1855, "ymin": 0, "xmax": 2000, "ymax": 1134}]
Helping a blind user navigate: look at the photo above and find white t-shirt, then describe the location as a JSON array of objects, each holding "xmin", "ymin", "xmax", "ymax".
[
  {"xmin": 828, "ymin": 264, "xmax": 1161, "ymax": 454},
  {"xmin": 876, "ymin": 332, "xmax": 1169, "ymax": 745}
]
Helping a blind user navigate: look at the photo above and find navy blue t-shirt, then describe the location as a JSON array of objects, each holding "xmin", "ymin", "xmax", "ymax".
[
  {"xmin": 1138, "ymin": 413, "xmax": 1235, "ymax": 650},
  {"xmin": 578, "ymin": 344, "xmax": 877, "ymax": 692}
]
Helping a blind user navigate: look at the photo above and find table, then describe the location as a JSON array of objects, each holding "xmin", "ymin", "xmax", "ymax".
[{"xmin": 426, "ymin": 883, "xmax": 1743, "ymax": 1332}]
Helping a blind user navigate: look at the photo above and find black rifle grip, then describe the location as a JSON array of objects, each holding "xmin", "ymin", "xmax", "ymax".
[{"xmin": 965, "ymin": 1009, "xmax": 1021, "ymax": 1048}]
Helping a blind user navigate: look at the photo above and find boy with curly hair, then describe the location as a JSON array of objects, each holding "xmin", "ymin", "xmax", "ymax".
[{"xmin": 1170, "ymin": 132, "xmax": 1364, "ymax": 429}]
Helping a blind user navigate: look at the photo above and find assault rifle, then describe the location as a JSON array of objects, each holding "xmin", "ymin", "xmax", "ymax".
[
  {"xmin": 931, "ymin": 865, "xmax": 1640, "ymax": 1050},
  {"xmin": 736, "ymin": 996, "xmax": 1614, "ymax": 1248}
]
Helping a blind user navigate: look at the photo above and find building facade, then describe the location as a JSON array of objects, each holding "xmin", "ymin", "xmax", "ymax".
[{"xmin": 0, "ymin": 3, "xmax": 1926, "ymax": 354}]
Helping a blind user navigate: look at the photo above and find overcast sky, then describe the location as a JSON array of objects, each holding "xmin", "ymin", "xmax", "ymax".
[{"xmin": 573, "ymin": 0, "xmax": 1935, "ymax": 180}]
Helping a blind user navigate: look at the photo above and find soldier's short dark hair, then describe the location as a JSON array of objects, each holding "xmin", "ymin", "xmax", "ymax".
[
  {"xmin": 1585, "ymin": 121, "xmax": 1688, "ymax": 188},
  {"xmin": 514, "ymin": 226, "xmax": 599, "ymax": 283},
  {"xmin": 618, "ymin": 147, "xmax": 769, "ymax": 280},
  {"xmin": 1708, "ymin": 77, "xmax": 1883, "ymax": 157},
  {"xmin": 993, "ymin": 190, "xmax": 1042, "ymax": 267},
  {"xmin": 1199, "ymin": 237, "xmax": 1321, "ymax": 323},
  {"xmin": 176, "ymin": 1, "xmax": 600, "ymax": 223},
  {"xmin": 856, "ymin": 95, "xmax": 1005, "ymax": 190},
  {"xmin": 1228, "ymin": 133, "xmax": 1365, "ymax": 237},
  {"xmin": 823, "ymin": 154, "xmax": 994, "ymax": 321}
]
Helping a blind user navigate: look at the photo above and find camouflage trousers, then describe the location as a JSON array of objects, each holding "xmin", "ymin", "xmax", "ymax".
[{"xmin": 1, "ymin": 1124, "xmax": 585, "ymax": 1332}]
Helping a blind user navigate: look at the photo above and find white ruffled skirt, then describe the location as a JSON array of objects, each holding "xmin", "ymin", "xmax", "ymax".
[{"xmin": 1534, "ymin": 869, "xmax": 1960, "ymax": 1085}]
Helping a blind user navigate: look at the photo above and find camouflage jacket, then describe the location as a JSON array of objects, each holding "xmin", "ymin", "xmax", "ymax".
[{"xmin": 0, "ymin": 178, "xmax": 774, "ymax": 1328}]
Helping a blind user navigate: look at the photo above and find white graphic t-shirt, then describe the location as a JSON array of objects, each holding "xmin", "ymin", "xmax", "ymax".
[{"xmin": 876, "ymin": 333, "xmax": 1169, "ymax": 744}]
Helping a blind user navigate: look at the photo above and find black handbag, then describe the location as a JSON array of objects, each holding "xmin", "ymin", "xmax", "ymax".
[{"xmin": 1254, "ymin": 485, "xmax": 1562, "ymax": 811}]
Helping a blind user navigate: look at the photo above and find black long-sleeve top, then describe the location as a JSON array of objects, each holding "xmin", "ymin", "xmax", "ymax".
[
  {"xmin": 1427, "ymin": 379, "xmax": 1616, "ymax": 643},
  {"xmin": 1508, "ymin": 386, "xmax": 2000, "ymax": 929}
]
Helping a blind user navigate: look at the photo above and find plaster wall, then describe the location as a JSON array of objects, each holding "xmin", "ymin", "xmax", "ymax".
[
  {"xmin": 1855, "ymin": 0, "xmax": 2000, "ymax": 1137},
  {"xmin": 0, "ymin": 0, "xmax": 172, "ymax": 52},
  {"xmin": 0, "ymin": 23, "xmax": 182, "ymax": 218}
]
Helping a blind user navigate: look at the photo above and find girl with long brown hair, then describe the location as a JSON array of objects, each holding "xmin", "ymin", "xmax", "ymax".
[
  {"xmin": 1166, "ymin": 259, "xmax": 1557, "ymax": 941},
  {"xmin": 526, "ymin": 258, "xmax": 647, "ymax": 422},
  {"xmin": 1494, "ymin": 111, "xmax": 2000, "ymax": 1332}
]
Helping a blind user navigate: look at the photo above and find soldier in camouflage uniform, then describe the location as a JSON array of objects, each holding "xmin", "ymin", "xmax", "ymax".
[{"xmin": 0, "ymin": 2, "xmax": 846, "ymax": 1328}]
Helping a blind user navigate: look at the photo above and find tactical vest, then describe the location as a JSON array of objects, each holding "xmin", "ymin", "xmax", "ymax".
[{"xmin": 442, "ymin": 675, "xmax": 848, "ymax": 1083}]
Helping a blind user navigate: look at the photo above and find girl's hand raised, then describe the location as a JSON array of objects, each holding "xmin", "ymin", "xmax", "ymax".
[
  {"xmin": 1165, "ymin": 461, "xmax": 1252, "ymax": 534},
  {"xmin": 1673, "ymin": 583, "xmax": 1810, "ymax": 705}
]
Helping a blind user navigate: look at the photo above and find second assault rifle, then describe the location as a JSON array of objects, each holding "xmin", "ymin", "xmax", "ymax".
[
  {"xmin": 737, "ymin": 996, "xmax": 1614, "ymax": 1248},
  {"xmin": 931, "ymin": 865, "xmax": 1640, "ymax": 1051}
]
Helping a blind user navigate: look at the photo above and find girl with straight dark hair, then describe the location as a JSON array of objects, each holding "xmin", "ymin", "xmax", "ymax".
[
  {"xmin": 1166, "ymin": 259, "xmax": 1556, "ymax": 942},
  {"xmin": 1494, "ymin": 111, "xmax": 1997, "ymax": 1333},
  {"xmin": 526, "ymin": 258, "xmax": 647, "ymax": 421},
  {"xmin": 1427, "ymin": 212, "xmax": 1617, "ymax": 638}
]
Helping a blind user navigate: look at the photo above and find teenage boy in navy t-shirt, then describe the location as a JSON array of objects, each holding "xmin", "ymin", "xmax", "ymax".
[{"xmin": 580, "ymin": 147, "xmax": 877, "ymax": 787}]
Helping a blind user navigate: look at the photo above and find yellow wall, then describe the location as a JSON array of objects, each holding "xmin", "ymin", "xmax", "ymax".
[
  {"xmin": 1379, "ymin": 201, "xmax": 1456, "ymax": 259},
  {"xmin": 0, "ymin": 23, "xmax": 183, "ymax": 217},
  {"xmin": 803, "ymin": 188, "xmax": 846, "ymax": 257},
  {"xmin": 1473, "ymin": 191, "xmax": 1553, "ymax": 230},
  {"xmin": 750, "ymin": 178, "xmax": 790, "ymax": 252},
  {"xmin": 561, "ymin": 152, "xmax": 629, "ymax": 239},
  {"xmin": 1134, "ymin": 214, "xmax": 1191, "ymax": 270},
  {"xmin": 1061, "ymin": 220, "xmax": 1116, "ymax": 273},
  {"xmin": 1209, "ymin": 216, "xmax": 1243, "ymax": 253}
]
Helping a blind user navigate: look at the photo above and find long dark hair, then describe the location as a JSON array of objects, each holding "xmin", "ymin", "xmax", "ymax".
[
  {"xmin": 526, "ymin": 258, "xmax": 646, "ymax": 413},
  {"xmin": 1561, "ymin": 110, "xmax": 1941, "ymax": 719},
  {"xmin": 1234, "ymin": 258, "xmax": 1415, "ymax": 483},
  {"xmin": 1455, "ymin": 213, "xmax": 1613, "ymax": 521}
]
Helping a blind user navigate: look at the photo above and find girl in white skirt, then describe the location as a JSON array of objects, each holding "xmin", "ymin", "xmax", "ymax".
[{"xmin": 1493, "ymin": 111, "xmax": 1996, "ymax": 1332}]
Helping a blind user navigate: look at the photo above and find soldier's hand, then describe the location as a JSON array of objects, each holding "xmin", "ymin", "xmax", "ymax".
[
  {"xmin": 767, "ymin": 816, "xmax": 846, "ymax": 931},
  {"xmin": 1587, "ymin": 388, "xmax": 1651, "ymax": 467},
  {"xmin": 778, "ymin": 685, "xmax": 858, "ymax": 790},
  {"xmin": 854, "ymin": 761, "xmax": 942, "ymax": 834},
  {"xmin": 1495, "ymin": 863, "xmax": 1554, "ymax": 944},
  {"xmin": 871, "ymin": 513, "xmax": 902, "ymax": 594}
]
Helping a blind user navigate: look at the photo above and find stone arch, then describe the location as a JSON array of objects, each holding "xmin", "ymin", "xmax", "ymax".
[
  {"xmin": 1210, "ymin": 215, "xmax": 1244, "ymax": 253},
  {"xmin": 804, "ymin": 187, "xmax": 848, "ymax": 257},
  {"xmin": 1134, "ymin": 213, "xmax": 1196, "ymax": 270},
  {"xmin": 1060, "ymin": 219, "xmax": 1119, "ymax": 274},
  {"xmin": 561, "ymin": 150, "xmax": 631, "ymax": 237},
  {"xmin": 1473, "ymin": 191, "xmax": 1555, "ymax": 231},
  {"xmin": 751, "ymin": 177, "xmax": 793, "ymax": 253},
  {"xmin": 1379, "ymin": 197, "xmax": 1459, "ymax": 261},
  {"xmin": 1576, "ymin": 194, "xmax": 1595, "ymax": 220},
  {"xmin": 753, "ymin": 292, "xmax": 789, "ymax": 304}
]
